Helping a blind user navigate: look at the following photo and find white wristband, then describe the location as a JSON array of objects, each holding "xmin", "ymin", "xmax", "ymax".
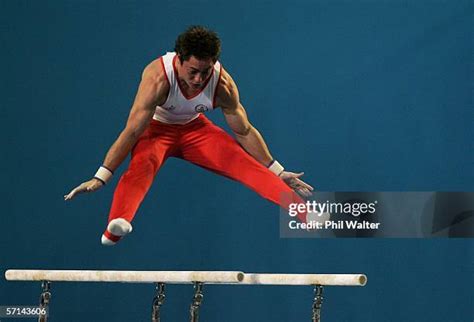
[
  {"xmin": 94, "ymin": 166, "xmax": 113, "ymax": 184},
  {"xmin": 268, "ymin": 160, "xmax": 284, "ymax": 176}
]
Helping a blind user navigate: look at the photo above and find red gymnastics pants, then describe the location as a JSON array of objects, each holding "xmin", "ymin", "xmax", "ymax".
[{"xmin": 106, "ymin": 114, "xmax": 306, "ymax": 231}]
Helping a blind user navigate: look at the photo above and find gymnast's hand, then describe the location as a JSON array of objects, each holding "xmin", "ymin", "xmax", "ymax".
[
  {"xmin": 64, "ymin": 178, "xmax": 104, "ymax": 201},
  {"xmin": 279, "ymin": 171, "xmax": 314, "ymax": 198}
]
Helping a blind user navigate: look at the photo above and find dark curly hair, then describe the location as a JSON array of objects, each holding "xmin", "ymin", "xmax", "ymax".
[{"xmin": 174, "ymin": 26, "xmax": 221, "ymax": 63}]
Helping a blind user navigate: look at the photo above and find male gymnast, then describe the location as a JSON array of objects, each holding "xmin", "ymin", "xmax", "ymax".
[{"xmin": 64, "ymin": 26, "xmax": 313, "ymax": 245}]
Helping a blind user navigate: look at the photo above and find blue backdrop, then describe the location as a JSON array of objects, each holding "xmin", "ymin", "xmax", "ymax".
[{"xmin": 1, "ymin": 0, "xmax": 473, "ymax": 321}]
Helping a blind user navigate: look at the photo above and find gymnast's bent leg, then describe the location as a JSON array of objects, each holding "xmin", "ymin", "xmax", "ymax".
[
  {"xmin": 180, "ymin": 116, "xmax": 307, "ymax": 222},
  {"xmin": 102, "ymin": 122, "xmax": 176, "ymax": 245}
]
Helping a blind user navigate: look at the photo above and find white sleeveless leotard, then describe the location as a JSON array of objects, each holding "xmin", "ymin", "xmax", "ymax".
[{"xmin": 153, "ymin": 52, "xmax": 222, "ymax": 124}]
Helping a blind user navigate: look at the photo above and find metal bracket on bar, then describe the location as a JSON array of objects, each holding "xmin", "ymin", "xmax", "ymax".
[
  {"xmin": 38, "ymin": 280, "xmax": 51, "ymax": 322},
  {"xmin": 151, "ymin": 282, "xmax": 166, "ymax": 322},
  {"xmin": 189, "ymin": 282, "xmax": 204, "ymax": 322},
  {"xmin": 312, "ymin": 285, "xmax": 324, "ymax": 322}
]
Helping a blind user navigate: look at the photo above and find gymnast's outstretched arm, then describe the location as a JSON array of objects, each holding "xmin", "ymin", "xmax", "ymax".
[
  {"xmin": 64, "ymin": 61, "xmax": 168, "ymax": 200},
  {"xmin": 216, "ymin": 68, "xmax": 314, "ymax": 197}
]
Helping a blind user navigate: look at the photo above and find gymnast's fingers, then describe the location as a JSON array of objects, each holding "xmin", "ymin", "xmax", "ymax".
[
  {"xmin": 297, "ymin": 187, "xmax": 312, "ymax": 198},
  {"xmin": 295, "ymin": 178, "xmax": 314, "ymax": 191},
  {"xmin": 64, "ymin": 182, "xmax": 88, "ymax": 200}
]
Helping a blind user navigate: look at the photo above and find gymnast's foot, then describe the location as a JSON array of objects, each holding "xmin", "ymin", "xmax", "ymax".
[{"xmin": 101, "ymin": 218, "xmax": 133, "ymax": 246}]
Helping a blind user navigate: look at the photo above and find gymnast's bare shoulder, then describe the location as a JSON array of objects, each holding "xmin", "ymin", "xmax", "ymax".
[
  {"xmin": 214, "ymin": 67, "xmax": 240, "ymax": 110},
  {"xmin": 140, "ymin": 58, "xmax": 170, "ymax": 106}
]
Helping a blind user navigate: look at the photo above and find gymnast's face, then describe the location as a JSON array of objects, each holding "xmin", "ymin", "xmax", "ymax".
[{"xmin": 177, "ymin": 56, "xmax": 214, "ymax": 90}]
